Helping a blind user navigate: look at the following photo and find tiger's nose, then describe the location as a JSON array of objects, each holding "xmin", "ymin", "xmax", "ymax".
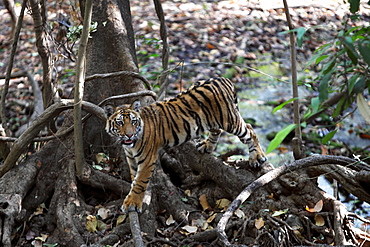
[{"xmin": 126, "ymin": 133, "xmax": 133, "ymax": 138}]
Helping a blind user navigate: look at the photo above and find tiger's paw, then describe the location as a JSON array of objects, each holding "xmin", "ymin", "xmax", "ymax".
[
  {"xmin": 196, "ymin": 140, "xmax": 216, "ymax": 154},
  {"xmin": 121, "ymin": 193, "xmax": 143, "ymax": 213},
  {"xmin": 248, "ymin": 151, "xmax": 267, "ymax": 169}
]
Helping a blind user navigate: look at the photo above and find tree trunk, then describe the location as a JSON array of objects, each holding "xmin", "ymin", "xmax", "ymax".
[{"xmin": 82, "ymin": 0, "xmax": 151, "ymax": 158}]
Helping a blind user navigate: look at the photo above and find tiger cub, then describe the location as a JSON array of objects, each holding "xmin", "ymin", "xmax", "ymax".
[{"xmin": 105, "ymin": 77, "xmax": 267, "ymax": 213}]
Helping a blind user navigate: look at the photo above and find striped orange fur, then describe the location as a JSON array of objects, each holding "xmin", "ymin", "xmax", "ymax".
[{"xmin": 106, "ymin": 77, "xmax": 267, "ymax": 212}]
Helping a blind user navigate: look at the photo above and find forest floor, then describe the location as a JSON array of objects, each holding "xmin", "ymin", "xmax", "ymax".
[
  {"xmin": 0, "ymin": 0, "xmax": 370, "ymax": 246},
  {"xmin": 0, "ymin": 0, "xmax": 369, "ymax": 138},
  {"xmin": 1, "ymin": 0, "xmax": 370, "ymax": 214},
  {"xmin": 3, "ymin": 0, "xmax": 369, "ymax": 157}
]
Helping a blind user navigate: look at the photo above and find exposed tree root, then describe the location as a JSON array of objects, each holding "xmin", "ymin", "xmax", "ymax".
[
  {"xmin": 1, "ymin": 113, "xmax": 369, "ymax": 246},
  {"xmin": 47, "ymin": 159, "xmax": 85, "ymax": 246},
  {"xmin": 215, "ymin": 154, "xmax": 370, "ymax": 247}
]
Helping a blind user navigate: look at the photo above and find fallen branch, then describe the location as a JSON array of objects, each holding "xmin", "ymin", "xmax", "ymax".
[{"xmin": 216, "ymin": 155, "xmax": 362, "ymax": 246}]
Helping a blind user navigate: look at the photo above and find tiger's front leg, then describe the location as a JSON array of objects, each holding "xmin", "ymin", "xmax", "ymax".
[
  {"xmin": 196, "ymin": 129, "xmax": 222, "ymax": 153},
  {"xmin": 241, "ymin": 123, "xmax": 267, "ymax": 168},
  {"xmin": 122, "ymin": 152, "xmax": 158, "ymax": 213}
]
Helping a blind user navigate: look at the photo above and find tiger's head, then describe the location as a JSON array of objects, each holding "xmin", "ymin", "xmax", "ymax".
[{"xmin": 105, "ymin": 101, "xmax": 143, "ymax": 147}]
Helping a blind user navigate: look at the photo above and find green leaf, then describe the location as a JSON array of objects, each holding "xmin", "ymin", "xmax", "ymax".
[
  {"xmin": 319, "ymin": 72, "xmax": 332, "ymax": 102},
  {"xmin": 266, "ymin": 124, "xmax": 297, "ymax": 154},
  {"xmin": 348, "ymin": 74, "xmax": 360, "ymax": 94},
  {"xmin": 315, "ymin": 55, "xmax": 329, "ymax": 64},
  {"xmin": 358, "ymin": 41, "xmax": 370, "ymax": 66},
  {"xmin": 272, "ymin": 208, "xmax": 289, "ymax": 217},
  {"xmin": 353, "ymin": 76, "xmax": 366, "ymax": 94},
  {"xmin": 357, "ymin": 93, "xmax": 370, "ymax": 124},
  {"xmin": 272, "ymin": 98, "xmax": 299, "ymax": 114},
  {"xmin": 311, "ymin": 97, "xmax": 320, "ymax": 113},
  {"xmin": 349, "ymin": 0, "xmax": 360, "ymax": 13},
  {"xmin": 332, "ymin": 96, "xmax": 351, "ymax": 118},
  {"xmin": 340, "ymin": 36, "xmax": 360, "ymax": 65},
  {"xmin": 304, "ymin": 44, "xmax": 331, "ymax": 70},
  {"xmin": 345, "ymin": 26, "xmax": 362, "ymax": 35},
  {"xmin": 322, "ymin": 129, "xmax": 337, "ymax": 144},
  {"xmin": 296, "ymin": 27, "xmax": 307, "ymax": 47},
  {"xmin": 303, "ymin": 108, "xmax": 312, "ymax": 120}
]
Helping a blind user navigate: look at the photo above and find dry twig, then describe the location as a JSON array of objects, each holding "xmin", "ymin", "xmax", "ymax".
[
  {"xmin": 1, "ymin": 0, "xmax": 27, "ymax": 137},
  {"xmin": 74, "ymin": 0, "xmax": 92, "ymax": 177},
  {"xmin": 282, "ymin": 0, "xmax": 304, "ymax": 160}
]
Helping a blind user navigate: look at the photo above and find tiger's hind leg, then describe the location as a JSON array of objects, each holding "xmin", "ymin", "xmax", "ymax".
[
  {"xmin": 238, "ymin": 123, "xmax": 267, "ymax": 168},
  {"xmin": 196, "ymin": 129, "xmax": 222, "ymax": 154}
]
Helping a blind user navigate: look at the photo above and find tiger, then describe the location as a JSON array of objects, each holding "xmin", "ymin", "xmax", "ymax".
[{"xmin": 105, "ymin": 77, "xmax": 267, "ymax": 213}]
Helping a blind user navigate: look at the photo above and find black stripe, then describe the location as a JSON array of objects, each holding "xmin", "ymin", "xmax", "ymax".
[{"xmin": 187, "ymin": 90, "xmax": 213, "ymax": 128}]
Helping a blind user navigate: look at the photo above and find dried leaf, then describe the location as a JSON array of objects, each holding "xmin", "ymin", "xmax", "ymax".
[
  {"xmin": 320, "ymin": 145, "xmax": 328, "ymax": 155},
  {"xmin": 31, "ymin": 239, "xmax": 43, "ymax": 247},
  {"xmin": 207, "ymin": 213, "xmax": 217, "ymax": 223},
  {"xmin": 255, "ymin": 217, "xmax": 264, "ymax": 229},
  {"xmin": 34, "ymin": 234, "xmax": 48, "ymax": 242},
  {"xmin": 305, "ymin": 200, "xmax": 323, "ymax": 213},
  {"xmin": 97, "ymin": 207, "xmax": 110, "ymax": 220},
  {"xmin": 314, "ymin": 200, "xmax": 323, "ymax": 212},
  {"xmin": 116, "ymin": 215, "xmax": 127, "ymax": 226},
  {"xmin": 97, "ymin": 220, "xmax": 107, "ymax": 231},
  {"xmin": 199, "ymin": 194, "xmax": 211, "ymax": 211},
  {"xmin": 201, "ymin": 221, "xmax": 209, "ymax": 230},
  {"xmin": 206, "ymin": 43, "xmax": 216, "ymax": 49},
  {"xmin": 34, "ymin": 205, "xmax": 44, "ymax": 216},
  {"xmin": 86, "ymin": 215, "xmax": 98, "ymax": 232},
  {"xmin": 96, "ymin": 153, "xmax": 108, "ymax": 164},
  {"xmin": 293, "ymin": 229, "xmax": 304, "ymax": 239},
  {"xmin": 26, "ymin": 230, "xmax": 36, "ymax": 241},
  {"xmin": 314, "ymin": 214, "xmax": 325, "ymax": 226},
  {"xmin": 166, "ymin": 215, "xmax": 175, "ymax": 225},
  {"xmin": 184, "ymin": 190, "xmax": 191, "ymax": 196},
  {"xmin": 234, "ymin": 208, "xmax": 245, "ymax": 218},
  {"xmin": 182, "ymin": 225, "xmax": 198, "ymax": 234},
  {"xmin": 215, "ymin": 198, "xmax": 231, "ymax": 210}
]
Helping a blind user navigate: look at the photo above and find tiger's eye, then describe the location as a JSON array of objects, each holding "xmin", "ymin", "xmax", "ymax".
[{"xmin": 116, "ymin": 120, "xmax": 124, "ymax": 126}]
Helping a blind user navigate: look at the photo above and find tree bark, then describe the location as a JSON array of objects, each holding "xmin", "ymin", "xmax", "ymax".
[
  {"xmin": 82, "ymin": 0, "xmax": 151, "ymax": 158},
  {"xmin": 29, "ymin": 0, "xmax": 54, "ymax": 109}
]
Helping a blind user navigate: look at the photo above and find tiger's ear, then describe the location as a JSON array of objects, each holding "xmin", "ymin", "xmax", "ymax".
[
  {"xmin": 131, "ymin": 100, "xmax": 141, "ymax": 112},
  {"xmin": 104, "ymin": 104, "xmax": 116, "ymax": 118}
]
